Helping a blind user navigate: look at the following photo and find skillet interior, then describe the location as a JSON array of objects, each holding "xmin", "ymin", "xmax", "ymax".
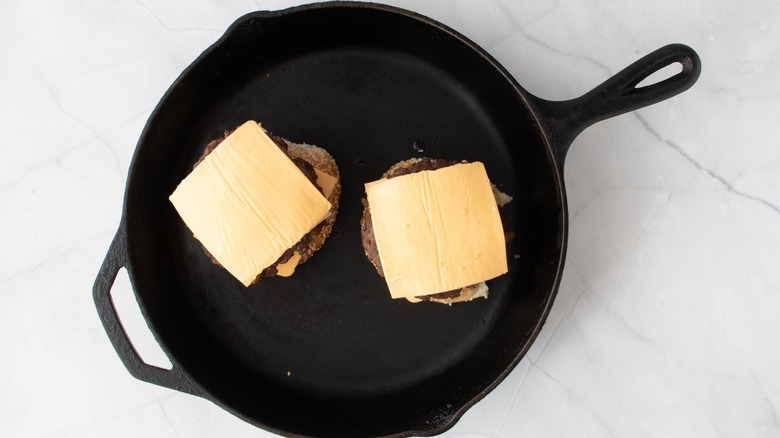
[{"xmin": 124, "ymin": 5, "xmax": 564, "ymax": 437}]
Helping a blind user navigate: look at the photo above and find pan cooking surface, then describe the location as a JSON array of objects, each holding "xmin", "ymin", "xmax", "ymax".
[{"xmin": 122, "ymin": 7, "xmax": 564, "ymax": 435}]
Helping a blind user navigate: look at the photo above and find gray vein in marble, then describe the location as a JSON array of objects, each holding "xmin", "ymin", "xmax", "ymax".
[
  {"xmin": 704, "ymin": 406, "xmax": 726, "ymax": 436},
  {"xmin": 593, "ymin": 292, "xmax": 657, "ymax": 348},
  {"xmin": 19, "ymin": 50, "xmax": 126, "ymax": 180},
  {"xmin": 504, "ymin": 19, "xmax": 612, "ymax": 78},
  {"xmin": 766, "ymin": 396, "xmax": 780, "ymax": 434},
  {"xmin": 62, "ymin": 53, "xmax": 173, "ymax": 83},
  {"xmin": 715, "ymin": 371, "xmax": 780, "ymax": 432},
  {"xmin": 577, "ymin": 282, "xmax": 669, "ymax": 367},
  {"xmin": 497, "ymin": 364, "xmax": 533, "ymax": 433},
  {"xmin": 667, "ymin": 354, "xmax": 777, "ymax": 435},
  {"xmin": 613, "ymin": 191, "xmax": 673, "ymax": 288},
  {"xmin": 446, "ymin": 434, "xmax": 499, "ymax": 438},
  {"xmin": 634, "ymin": 113, "xmax": 780, "ymax": 217},
  {"xmin": 582, "ymin": 291, "xmax": 779, "ymax": 435},
  {"xmin": 532, "ymin": 280, "xmax": 592, "ymax": 361},
  {"xmin": 570, "ymin": 187, "xmax": 617, "ymax": 219},
  {"xmin": 492, "ymin": 1, "xmax": 521, "ymax": 31},
  {"xmin": 669, "ymin": 369, "xmax": 724, "ymax": 435},
  {"xmin": 498, "ymin": 0, "xmax": 560, "ymax": 27},
  {"xmin": 117, "ymin": 104, "xmax": 157, "ymax": 130},
  {"xmin": 527, "ymin": 360, "xmax": 616, "ymax": 437},
  {"xmin": 738, "ymin": 92, "xmax": 780, "ymax": 102},
  {"xmin": 0, "ymin": 141, "xmax": 85, "ymax": 191},
  {"xmin": 104, "ymin": 393, "xmax": 177, "ymax": 422},
  {"xmin": 158, "ymin": 400, "xmax": 182, "ymax": 438},
  {"xmin": 0, "ymin": 230, "xmax": 114, "ymax": 285},
  {"xmin": 52, "ymin": 98, "xmax": 125, "ymax": 179},
  {"xmin": 492, "ymin": 21, "xmax": 780, "ymax": 222},
  {"xmin": 2, "ymin": 251, "xmax": 54, "ymax": 286},
  {"xmin": 129, "ymin": 0, "xmax": 223, "ymax": 33},
  {"xmin": 528, "ymin": 258, "xmax": 624, "ymax": 367}
]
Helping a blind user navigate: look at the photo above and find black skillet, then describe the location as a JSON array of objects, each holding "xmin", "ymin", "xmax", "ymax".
[{"xmin": 93, "ymin": 2, "xmax": 701, "ymax": 437}]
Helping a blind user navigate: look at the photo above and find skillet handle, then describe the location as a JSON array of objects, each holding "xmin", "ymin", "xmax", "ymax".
[
  {"xmin": 93, "ymin": 223, "xmax": 202, "ymax": 397},
  {"xmin": 529, "ymin": 43, "xmax": 701, "ymax": 166}
]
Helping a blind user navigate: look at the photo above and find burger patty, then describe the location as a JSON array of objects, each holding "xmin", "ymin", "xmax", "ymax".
[
  {"xmin": 195, "ymin": 128, "xmax": 326, "ymax": 282},
  {"xmin": 360, "ymin": 158, "xmax": 479, "ymax": 301}
]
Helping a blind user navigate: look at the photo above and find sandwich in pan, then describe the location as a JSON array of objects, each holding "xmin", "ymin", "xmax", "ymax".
[
  {"xmin": 169, "ymin": 121, "xmax": 341, "ymax": 286},
  {"xmin": 361, "ymin": 158, "xmax": 511, "ymax": 304}
]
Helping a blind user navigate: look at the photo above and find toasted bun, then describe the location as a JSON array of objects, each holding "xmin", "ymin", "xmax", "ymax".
[
  {"xmin": 285, "ymin": 141, "xmax": 341, "ymax": 265},
  {"xmin": 361, "ymin": 157, "xmax": 509, "ymax": 304}
]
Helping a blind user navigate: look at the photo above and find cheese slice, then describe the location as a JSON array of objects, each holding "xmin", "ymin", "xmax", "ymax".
[
  {"xmin": 365, "ymin": 162, "xmax": 507, "ymax": 298},
  {"xmin": 169, "ymin": 121, "xmax": 332, "ymax": 286}
]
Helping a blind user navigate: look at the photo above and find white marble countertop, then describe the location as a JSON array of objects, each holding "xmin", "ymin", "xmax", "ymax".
[{"xmin": 2, "ymin": 0, "xmax": 779, "ymax": 437}]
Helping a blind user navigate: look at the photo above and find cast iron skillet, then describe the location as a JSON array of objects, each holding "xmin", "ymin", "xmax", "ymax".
[{"xmin": 93, "ymin": 2, "xmax": 701, "ymax": 437}]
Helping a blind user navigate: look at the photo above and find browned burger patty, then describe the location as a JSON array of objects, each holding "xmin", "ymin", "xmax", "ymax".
[
  {"xmin": 360, "ymin": 157, "xmax": 483, "ymax": 303},
  {"xmin": 195, "ymin": 127, "xmax": 339, "ymax": 283}
]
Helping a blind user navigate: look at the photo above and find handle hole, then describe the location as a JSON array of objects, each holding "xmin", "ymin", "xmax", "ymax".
[
  {"xmin": 636, "ymin": 62, "xmax": 683, "ymax": 89},
  {"xmin": 111, "ymin": 268, "xmax": 173, "ymax": 370}
]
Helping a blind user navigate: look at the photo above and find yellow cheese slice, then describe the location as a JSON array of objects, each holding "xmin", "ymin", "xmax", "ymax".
[
  {"xmin": 169, "ymin": 121, "xmax": 332, "ymax": 286},
  {"xmin": 365, "ymin": 162, "xmax": 507, "ymax": 298}
]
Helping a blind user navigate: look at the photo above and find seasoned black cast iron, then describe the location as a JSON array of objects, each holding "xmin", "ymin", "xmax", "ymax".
[{"xmin": 93, "ymin": 2, "xmax": 701, "ymax": 437}]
